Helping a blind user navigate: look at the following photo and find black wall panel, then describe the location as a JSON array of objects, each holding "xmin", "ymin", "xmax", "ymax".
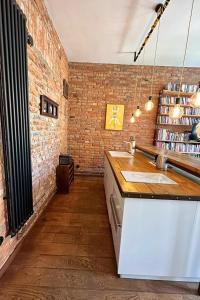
[{"xmin": 0, "ymin": 0, "xmax": 33, "ymax": 236}]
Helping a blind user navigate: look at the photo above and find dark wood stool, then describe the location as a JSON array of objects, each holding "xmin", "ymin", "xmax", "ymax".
[{"xmin": 56, "ymin": 162, "xmax": 74, "ymax": 194}]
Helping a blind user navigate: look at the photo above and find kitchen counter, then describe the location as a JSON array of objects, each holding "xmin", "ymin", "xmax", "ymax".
[
  {"xmin": 104, "ymin": 150, "xmax": 200, "ymax": 282},
  {"xmin": 136, "ymin": 144, "xmax": 200, "ymax": 177},
  {"xmin": 105, "ymin": 150, "xmax": 200, "ymax": 200}
]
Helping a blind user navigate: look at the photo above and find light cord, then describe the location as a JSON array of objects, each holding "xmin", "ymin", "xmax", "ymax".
[
  {"xmin": 138, "ymin": 46, "xmax": 146, "ymax": 103},
  {"xmin": 134, "ymin": 65, "xmax": 139, "ymax": 101},
  {"xmin": 150, "ymin": 12, "xmax": 161, "ymax": 96},
  {"xmin": 178, "ymin": 0, "xmax": 195, "ymax": 96}
]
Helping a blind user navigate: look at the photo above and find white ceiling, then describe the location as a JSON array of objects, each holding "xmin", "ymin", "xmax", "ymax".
[{"xmin": 44, "ymin": 0, "xmax": 200, "ymax": 67}]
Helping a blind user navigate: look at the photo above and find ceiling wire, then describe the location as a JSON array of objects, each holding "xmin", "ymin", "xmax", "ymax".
[
  {"xmin": 138, "ymin": 46, "xmax": 146, "ymax": 103},
  {"xmin": 178, "ymin": 0, "xmax": 195, "ymax": 97},
  {"xmin": 150, "ymin": 10, "xmax": 162, "ymax": 97}
]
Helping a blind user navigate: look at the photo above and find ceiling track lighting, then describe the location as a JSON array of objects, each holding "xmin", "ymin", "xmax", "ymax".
[
  {"xmin": 170, "ymin": 0, "xmax": 195, "ymax": 119},
  {"xmin": 134, "ymin": 0, "xmax": 171, "ymax": 63}
]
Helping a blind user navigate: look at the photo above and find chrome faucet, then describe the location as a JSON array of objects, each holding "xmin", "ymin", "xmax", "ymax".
[{"xmin": 124, "ymin": 136, "xmax": 136, "ymax": 155}]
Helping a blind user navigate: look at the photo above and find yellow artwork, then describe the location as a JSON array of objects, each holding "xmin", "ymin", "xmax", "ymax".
[{"xmin": 105, "ymin": 104, "xmax": 124, "ymax": 130}]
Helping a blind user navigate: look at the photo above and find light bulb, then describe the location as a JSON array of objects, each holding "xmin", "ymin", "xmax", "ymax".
[
  {"xmin": 130, "ymin": 114, "xmax": 135, "ymax": 123},
  {"xmin": 134, "ymin": 106, "xmax": 142, "ymax": 118},
  {"xmin": 169, "ymin": 98, "xmax": 184, "ymax": 119},
  {"xmin": 190, "ymin": 88, "xmax": 200, "ymax": 108},
  {"xmin": 145, "ymin": 96, "xmax": 154, "ymax": 111}
]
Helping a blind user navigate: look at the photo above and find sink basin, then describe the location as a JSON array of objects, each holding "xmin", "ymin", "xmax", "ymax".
[
  {"xmin": 121, "ymin": 171, "xmax": 177, "ymax": 184},
  {"xmin": 109, "ymin": 151, "xmax": 133, "ymax": 158}
]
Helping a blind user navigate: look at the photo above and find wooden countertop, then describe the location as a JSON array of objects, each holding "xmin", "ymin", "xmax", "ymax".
[
  {"xmin": 105, "ymin": 151, "xmax": 200, "ymax": 200},
  {"xmin": 136, "ymin": 144, "xmax": 200, "ymax": 177}
]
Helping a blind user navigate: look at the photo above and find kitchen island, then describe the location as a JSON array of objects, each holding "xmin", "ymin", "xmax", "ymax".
[{"xmin": 104, "ymin": 148, "xmax": 200, "ymax": 283}]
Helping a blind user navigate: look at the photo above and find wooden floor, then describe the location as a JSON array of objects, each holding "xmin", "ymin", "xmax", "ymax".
[{"xmin": 0, "ymin": 176, "xmax": 199, "ymax": 300}]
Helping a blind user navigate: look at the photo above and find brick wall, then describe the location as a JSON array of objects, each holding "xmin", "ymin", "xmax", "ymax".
[
  {"xmin": 0, "ymin": 0, "xmax": 68, "ymax": 270},
  {"xmin": 68, "ymin": 63, "xmax": 200, "ymax": 174}
]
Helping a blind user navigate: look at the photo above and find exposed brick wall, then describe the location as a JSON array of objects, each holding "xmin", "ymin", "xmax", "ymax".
[
  {"xmin": 0, "ymin": 0, "xmax": 68, "ymax": 270},
  {"xmin": 68, "ymin": 63, "xmax": 200, "ymax": 174}
]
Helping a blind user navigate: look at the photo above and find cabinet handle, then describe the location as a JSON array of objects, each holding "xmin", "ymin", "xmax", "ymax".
[{"xmin": 110, "ymin": 195, "xmax": 121, "ymax": 230}]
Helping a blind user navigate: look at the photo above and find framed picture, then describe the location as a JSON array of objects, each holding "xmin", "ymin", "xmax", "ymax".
[
  {"xmin": 48, "ymin": 104, "xmax": 53, "ymax": 114},
  {"xmin": 105, "ymin": 104, "xmax": 124, "ymax": 130},
  {"xmin": 40, "ymin": 95, "xmax": 58, "ymax": 119}
]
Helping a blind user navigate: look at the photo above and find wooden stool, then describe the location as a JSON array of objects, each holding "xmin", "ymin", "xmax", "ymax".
[{"xmin": 56, "ymin": 162, "xmax": 74, "ymax": 194}]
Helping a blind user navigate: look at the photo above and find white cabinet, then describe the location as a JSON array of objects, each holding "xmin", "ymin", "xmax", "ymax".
[{"xmin": 104, "ymin": 155, "xmax": 200, "ymax": 282}]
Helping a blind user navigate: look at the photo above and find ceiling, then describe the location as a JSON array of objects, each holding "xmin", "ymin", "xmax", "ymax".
[{"xmin": 44, "ymin": 0, "xmax": 200, "ymax": 67}]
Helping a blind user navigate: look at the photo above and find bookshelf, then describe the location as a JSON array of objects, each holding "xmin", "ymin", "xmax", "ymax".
[{"xmin": 155, "ymin": 83, "xmax": 200, "ymax": 156}]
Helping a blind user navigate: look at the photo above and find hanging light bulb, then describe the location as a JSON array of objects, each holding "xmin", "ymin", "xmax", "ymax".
[
  {"xmin": 169, "ymin": 98, "xmax": 184, "ymax": 119},
  {"xmin": 134, "ymin": 106, "xmax": 142, "ymax": 118},
  {"xmin": 145, "ymin": 96, "xmax": 154, "ymax": 111},
  {"xmin": 173, "ymin": 0, "xmax": 195, "ymax": 117},
  {"xmin": 190, "ymin": 84, "xmax": 200, "ymax": 108},
  {"xmin": 146, "ymin": 7, "xmax": 161, "ymax": 114},
  {"xmin": 130, "ymin": 114, "xmax": 135, "ymax": 123}
]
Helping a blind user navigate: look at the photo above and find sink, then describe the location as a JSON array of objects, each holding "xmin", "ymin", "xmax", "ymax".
[
  {"xmin": 109, "ymin": 151, "xmax": 133, "ymax": 158},
  {"xmin": 121, "ymin": 171, "xmax": 177, "ymax": 184}
]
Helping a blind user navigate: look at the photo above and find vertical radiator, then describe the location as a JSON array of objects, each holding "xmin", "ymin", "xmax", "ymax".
[{"xmin": 0, "ymin": 0, "xmax": 33, "ymax": 236}]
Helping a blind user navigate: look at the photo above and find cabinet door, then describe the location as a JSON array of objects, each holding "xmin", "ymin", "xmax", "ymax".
[
  {"xmin": 119, "ymin": 198, "xmax": 199, "ymax": 280},
  {"xmin": 104, "ymin": 156, "xmax": 114, "ymax": 220},
  {"xmin": 109, "ymin": 193, "xmax": 122, "ymax": 263}
]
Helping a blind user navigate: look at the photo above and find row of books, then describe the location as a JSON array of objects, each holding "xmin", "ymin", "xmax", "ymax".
[
  {"xmin": 165, "ymin": 83, "xmax": 198, "ymax": 93},
  {"xmin": 160, "ymin": 96, "xmax": 190, "ymax": 106},
  {"xmin": 159, "ymin": 106, "xmax": 200, "ymax": 115},
  {"xmin": 156, "ymin": 129, "xmax": 190, "ymax": 142},
  {"xmin": 156, "ymin": 141, "xmax": 200, "ymax": 153},
  {"xmin": 157, "ymin": 116, "xmax": 200, "ymax": 125}
]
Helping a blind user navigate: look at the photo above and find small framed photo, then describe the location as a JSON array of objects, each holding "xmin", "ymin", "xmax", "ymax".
[
  {"xmin": 48, "ymin": 104, "xmax": 53, "ymax": 115},
  {"xmin": 43, "ymin": 101, "xmax": 47, "ymax": 113},
  {"xmin": 53, "ymin": 106, "xmax": 57, "ymax": 117},
  {"xmin": 40, "ymin": 95, "xmax": 58, "ymax": 119}
]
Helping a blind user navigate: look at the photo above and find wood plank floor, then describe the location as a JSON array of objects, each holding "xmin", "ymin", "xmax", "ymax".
[{"xmin": 0, "ymin": 176, "xmax": 199, "ymax": 300}]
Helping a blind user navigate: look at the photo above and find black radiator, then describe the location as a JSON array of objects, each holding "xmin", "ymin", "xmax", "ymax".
[{"xmin": 0, "ymin": 0, "xmax": 33, "ymax": 236}]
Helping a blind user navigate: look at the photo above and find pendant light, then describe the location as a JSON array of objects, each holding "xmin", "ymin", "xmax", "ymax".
[
  {"xmin": 130, "ymin": 113, "xmax": 135, "ymax": 123},
  {"xmin": 134, "ymin": 48, "xmax": 146, "ymax": 118},
  {"xmin": 129, "ymin": 65, "xmax": 139, "ymax": 123},
  {"xmin": 130, "ymin": 62, "xmax": 139, "ymax": 124},
  {"xmin": 145, "ymin": 96, "xmax": 154, "ymax": 111},
  {"xmin": 169, "ymin": 0, "xmax": 195, "ymax": 119},
  {"xmin": 169, "ymin": 98, "xmax": 184, "ymax": 119},
  {"xmin": 135, "ymin": 106, "xmax": 142, "ymax": 117},
  {"xmin": 190, "ymin": 83, "xmax": 200, "ymax": 108},
  {"xmin": 145, "ymin": 8, "xmax": 161, "ymax": 112}
]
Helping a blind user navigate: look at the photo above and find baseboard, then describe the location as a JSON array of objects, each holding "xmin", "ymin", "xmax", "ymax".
[{"xmin": 0, "ymin": 188, "xmax": 56, "ymax": 279}]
